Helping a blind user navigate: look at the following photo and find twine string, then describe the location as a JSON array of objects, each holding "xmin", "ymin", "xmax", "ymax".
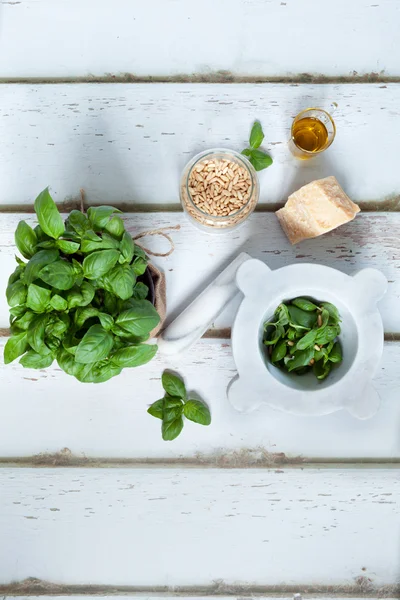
[{"xmin": 79, "ymin": 189, "xmax": 179, "ymax": 257}]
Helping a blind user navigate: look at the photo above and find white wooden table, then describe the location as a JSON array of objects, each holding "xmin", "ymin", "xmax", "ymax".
[{"xmin": 0, "ymin": 2, "xmax": 399, "ymax": 599}]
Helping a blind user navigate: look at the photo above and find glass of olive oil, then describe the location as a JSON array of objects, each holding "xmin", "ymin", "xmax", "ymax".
[{"xmin": 289, "ymin": 108, "xmax": 336, "ymax": 159}]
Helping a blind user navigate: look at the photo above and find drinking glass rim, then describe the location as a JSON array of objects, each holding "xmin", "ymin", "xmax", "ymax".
[{"xmin": 291, "ymin": 107, "xmax": 336, "ymax": 154}]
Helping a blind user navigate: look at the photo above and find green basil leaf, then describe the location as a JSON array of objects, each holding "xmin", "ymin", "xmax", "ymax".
[
  {"xmin": 133, "ymin": 245, "xmax": 147, "ymax": 259},
  {"xmin": 26, "ymin": 283, "xmax": 51, "ymax": 313},
  {"xmin": 6, "ymin": 280, "xmax": 27, "ymax": 307},
  {"xmin": 317, "ymin": 308, "xmax": 330, "ymax": 329},
  {"xmin": 286, "ymin": 347, "xmax": 315, "ymax": 372},
  {"xmin": 76, "ymin": 360, "xmax": 122, "ymax": 384},
  {"xmin": 111, "ymin": 343, "xmax": 157, "ymax": 368},
  {"xmin": 9, "ymin": 305, "xmax": 26, "ymax": 320},
  {"xmin": 321, "ymin": 302, "xmax": 341, "ymax": 324},
  {"xmin": 81, "ymin": 230, "xmax": 119, "ymax": 253},
  {"xmin": 162, "ymin": 372, "xmax": 186, "ymax": 399},
  {"xmin": 83, "ymin": 249, "xmax": 120, "ymax": 279},
  {"xmin": 72, "ymin": 258, "xmax": 83, "ymax": 275},
  {"xmin": 313, "ymin": 359, "xmax": 332, "ymax": 380},
  {"xmin": 66, "ymin": 210, "xmax": 89, "ymax": 236},
  {"xmin": 87, "ymin": 206, "xmax": 121, "ymax": 230},
  {"xmin": 20, "ymin": 350, "xmax": 54, "ymax": 369},
  {"xmin": 15, "ymin": 221, "xmax": 38, "ymax": 259},
  {"xmin": 39, "ymin": 260, "xmax": 76, "ymax": 290},
  {"xmin": 131, "ymin": 257, "xmax": 147, "ymax": 276},
  {"xmin": 4, "ymin": 331, "xmax": 29, "ymax": 364},
  {"xmin": 34, "ymin": 224, "xmax": 50, "ymax": 243},
  {"xmin": 183, "ymin": 399, "xmax": 211, "ymax": 426},
  {"xmin": 271, "ymin": 339, "xmax": 287, "ymax": 362},
  {"xmin": 8, "ymin": 264, "xmax": 25, "ymax": 286},
  {"xmin": 241, "ymin": 148, "xmax": 252, "ymax": 157},
  {"xmin": 37, "ymin": 240, "xmax": 57, "ymax": 250},
  {"xmin": 288, "ymin": 305, "xmax": 317, "ymax": 329},
  {"xmin": 247, "ymin": 149, "xmax": 273, "ymax": 171},
  {"xmin": 50, "ymin": 294, "xmax": 68, "ymax": 311},
  {"xmin": 296, "ymin": 329, "xmax": 318, "ymax": 351},
  {"xmin": 74, "ymin": 307, "xmax": 113, "ymax": 330},
  {"xmin": 131, "ymin": 282, "xmax": 149, "ymax": 300},
  {"xmin": 75, "ymin": 324, "xmax": 114, "ymax": 364},
  {"xmin": 148, "ymin": 399, "xmax": 164, "ymax": 420},
  {"xmin": 34, "ymin": 187, "xmax": 64, "ymax": 239},
  {"xmin": 263, "ymin": 322, "xmax": 285, "ymax": 346},
  {"xmin": 328, "ymin": 341, "xmax": 343, "ymax": 363},
  {"xmin": 314, "ymin": 347, "xmax": 328, "ymax": 363},
  {"xmin": 57, "ymin": 239, "xmax": 80, "ymax": 254},
  {"xmin": 249, "ymin": 121, "xmax": 264, "ymax": 149},
  {"xmin": 66, "ymin": 281, "xmax": 95, "ymax": 309},
  {"xmin": 116, "ymin": 300, "xmax": 160, "ymax": 336},
  {"xmin": 62, "ymin": 332, "xmax": 79, "ymax": 355},
  {"xmin": 103, "ymin": 290, "xmax": 118, "ymax": 315},
  {"xmin": 163, "ymin": 405, "xmax": 184, "ymax": 423},
  {"xmin": 57, "ymin": 348, "xmax": 86, "ymax": 378},
  {"xmin": 105, "ymin": 215, "xmax": 125, "ymax": 239},
  {"xmin": 102, "ymin": 263, "xmax": 136, "ymax": 300},
  {"xmin": 120, "ymin": 232, "xmax": 135, "ymax": 263},
  {"xmin": 14, "ymin": 310, "xmax": 36, "ymax": 331},
  {"xmin": 275, "ymin": 303, "xmax": 290, "ymax": 326},
  {"xmin": 27, "ymin": 314, "xmax": 49, "ymax": 354},
  {"xmin": 315, "ymin": 325, "xmax": 340, "ymax": 346},
  {"xmin": 23, "ymin": 249, "xmax": 59, "ymax": 285},
  {"xmin": 287, "ymin": 327, "xmax": 302, "ymax": 341},
  {"xmin": 162, "ymin": 416, "xmax": 184, "ymax": 441},
  {"xmin": 47, "ymin": 313, "xmax": 70, "ymax": 339},
  {"xmin": 291, "ymin": 298, "xmax": 318, "ymax": 312}
]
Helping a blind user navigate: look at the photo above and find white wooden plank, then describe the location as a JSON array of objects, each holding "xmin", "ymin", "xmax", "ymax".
[
  {"xmin": 0, "ymin": 84, "xmax": 400, "ymax": 208},
  {"xmin": 0, "ymin": 468, "xmax": 398, "ymax": 585},
  {"xmin": 1, "ymin": 212, "xmax": 400, "ymax": 332},
  {"xmin": 0, "ymin": 338, "xmax": 399, "ymax": 459},
  {"xmin": 0, "ymin": 0, "xmax": 399, "ymax": 77}
]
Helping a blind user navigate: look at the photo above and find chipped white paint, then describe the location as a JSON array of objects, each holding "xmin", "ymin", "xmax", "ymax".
[
  {"xmin": 1, "ymin": 212, "xmax": 400, "ymax": 332},
  {"xmin": 0, "ymin": 339, "xmax": 399, "ymax": 459},
  {"xmin": 0, "ymin": 468, "xmax": 398, "ymax": 585},
  {"xmin": 0, "ymin": 0, "xmax": 399, "ymax": 77},
  {"xmin": 0, "ymin": 84, "xmax": 400, "ymax": 207}
]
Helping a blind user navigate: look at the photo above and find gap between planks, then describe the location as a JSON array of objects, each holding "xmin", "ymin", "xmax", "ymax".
[
  {"xmin": 0, "ymin": 580, "xmax": 399, "ymax": 598},
  {"xmin": 1, "ymin": 73, "xmax": 400, "ymax": 85},
  {"xmin": 0, "ymin": 455, "xmax": 399, "ymax": 469},
  {"xmin": 1, "ymin": 201, "xmax": 400, "ymax": 213}
]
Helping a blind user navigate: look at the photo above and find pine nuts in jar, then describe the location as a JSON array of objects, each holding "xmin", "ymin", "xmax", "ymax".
[{"xmin": 180, "ymin": 149, "xmax": 260, "ymax": 232}]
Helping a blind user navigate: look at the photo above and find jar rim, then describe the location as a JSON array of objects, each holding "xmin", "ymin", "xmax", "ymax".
[{"xmin": 183, "ymin": 148, "xmax": 258, "ymax": 221}]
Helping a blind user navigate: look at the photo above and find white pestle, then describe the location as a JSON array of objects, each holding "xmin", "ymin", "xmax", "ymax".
[{"xmin": 158, "ymin": 252, "xmax": 251, "ymax": 355}]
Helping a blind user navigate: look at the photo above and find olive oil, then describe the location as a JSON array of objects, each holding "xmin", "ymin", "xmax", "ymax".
[{"xmin": 292, "ymin": 117, "xmax": 329, "ymax": 153}]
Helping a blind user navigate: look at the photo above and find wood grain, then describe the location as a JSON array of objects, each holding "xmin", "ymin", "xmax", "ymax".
[
  {"xmin": 0, "ymin": 338, "xmax": 399, "ymax": 460},
  {"xmin": 0, "ymin": 84, "xmax": 399, "ymax": 208},
  {"xmin": 0, "ymin": 468, "xmax": 398, "ymax": 586},
  {"xmin": 0, "ymin": 0, "xmax": 399, "ymax": 77},
  {"xmin": 1, "ymin": 212, "xmax": 400, "ymax": 332}
]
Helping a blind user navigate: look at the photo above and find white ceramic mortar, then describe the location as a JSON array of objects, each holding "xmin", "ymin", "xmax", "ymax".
[{"xmin": 228, "ymin": 259, "xmax": 387, "ymax": 419}]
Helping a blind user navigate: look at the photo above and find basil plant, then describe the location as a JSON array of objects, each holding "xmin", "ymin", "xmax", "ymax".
[{"xmin": 5, "ymin": 188, "xmax": 160, "ymax": 383}]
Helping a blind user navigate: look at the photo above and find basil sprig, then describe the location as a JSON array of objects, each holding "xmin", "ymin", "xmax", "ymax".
[
  {"xmin": 148, "ymin": 372, "xmax": 211, "ymax": 441},
  {"xmin": 5, "ymin": 187, "xmax": 160, "ymax": 382},
  {"xmin": 242, "ymin": 121, "xmax": 273, "ymax": 171},
  {"xmin": 263, "ymin": 298, "xmax": 343, "ymax": 381}
]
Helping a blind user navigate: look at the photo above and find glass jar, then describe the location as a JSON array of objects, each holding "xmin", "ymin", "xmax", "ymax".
[{"xmin": 180, "ymin": 148, "xmax": 260, "ymax": 232}]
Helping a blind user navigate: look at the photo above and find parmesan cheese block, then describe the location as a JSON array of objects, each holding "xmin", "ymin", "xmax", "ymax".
[{"xmin": 276, "ymin": 176, "xmax": 360, "ymax": 245}]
